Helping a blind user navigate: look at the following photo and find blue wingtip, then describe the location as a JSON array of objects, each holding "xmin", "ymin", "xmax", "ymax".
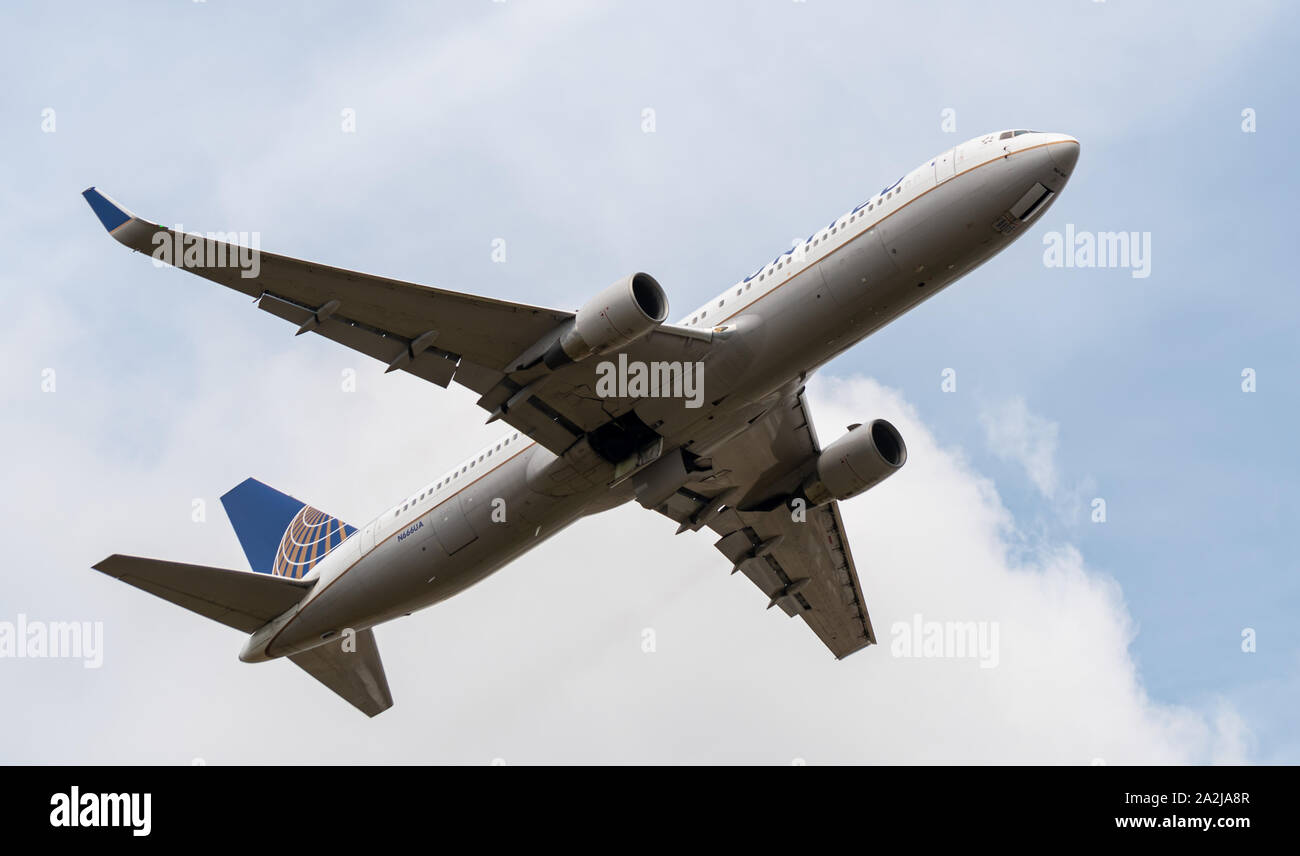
[{"xmin": 81, "ymin": 186, "xmax": 132, "ymax": 233}]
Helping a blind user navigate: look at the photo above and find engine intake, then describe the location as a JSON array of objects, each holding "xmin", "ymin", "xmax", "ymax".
[
  {"xmin": 802, "ymin": 419, "xmax": 907, "ymax": 506},
  {"xmin": 545, "ymin": 273, "xmax": 668, "ymax": 368}
]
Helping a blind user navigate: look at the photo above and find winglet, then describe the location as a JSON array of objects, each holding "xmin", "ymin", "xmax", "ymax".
[{"xmin": 81, "ymin": 187, "xmax": 135, "ymax": 233}]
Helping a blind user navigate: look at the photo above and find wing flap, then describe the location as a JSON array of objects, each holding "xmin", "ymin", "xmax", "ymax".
[
  {"xmin": 256, "ymin": 292, "xmax": 458, "ymax": 387},
  {"xmin": 720, "ymin": 503, "xmax": 875, "ymax": 655},
  {"xmin": 648, "ymin": 387, "xmax": 876, "ymax": 658}
]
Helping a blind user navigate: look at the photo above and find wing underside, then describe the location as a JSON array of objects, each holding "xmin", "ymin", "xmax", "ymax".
[
  {"xmin": 83, "ymin": 187, "xmax": 716, "ymax": 457},
  {"xmin": 647, "ymin": 390, "xmax": 876, "ymax": 658}
]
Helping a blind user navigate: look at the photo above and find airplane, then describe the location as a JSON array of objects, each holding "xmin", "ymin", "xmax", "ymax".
[{"xmin": 84, "ymin": 128, "xmax": 1079, "ymax": 716}]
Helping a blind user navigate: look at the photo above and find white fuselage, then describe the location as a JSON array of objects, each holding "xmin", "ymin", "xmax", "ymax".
[{"xmin": 242, "ymin": 129, "xmax": 1080, "ymax": 662}]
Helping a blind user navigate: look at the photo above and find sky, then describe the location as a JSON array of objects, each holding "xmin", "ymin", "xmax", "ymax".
[{"xmin": 1, "ymin": 0, "xmax": 1296, "ymax": 763}]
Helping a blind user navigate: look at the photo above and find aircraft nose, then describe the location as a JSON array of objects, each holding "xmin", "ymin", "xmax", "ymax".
[{"xmin": 1048, "ymin": 136, "xmax": 1080, "ymax": 176}]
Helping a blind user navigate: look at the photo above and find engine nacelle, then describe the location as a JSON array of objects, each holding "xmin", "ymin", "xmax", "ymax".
[
  {"xmin": 545, "ymin": 273, "xmax": 668, "ymax": 367},
  {"xmin": 802, "ymin": 419, "xmax": 907, "ymax": 506}
]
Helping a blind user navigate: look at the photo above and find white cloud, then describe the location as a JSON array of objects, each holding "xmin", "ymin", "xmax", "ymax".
[
  {"xmin": 0, "ymin": 325, "xmax": 1250, "ymax": 761},
  {"xmin": 979, "ymin": 395, "xmax": 1061, "ymax": 499}
]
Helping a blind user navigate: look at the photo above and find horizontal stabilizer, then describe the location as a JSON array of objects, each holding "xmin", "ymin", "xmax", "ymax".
[
  {"xmin": 289, "ymin": 630, "xmax": 393, "ymax": 717},
  {"xmin": 92, "ymin": 554, "xmax": 313, "ymax": 634}
]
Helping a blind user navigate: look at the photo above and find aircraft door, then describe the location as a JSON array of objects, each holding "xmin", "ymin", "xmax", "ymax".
[{"xmin": 431, "ymin": 496, "xmax": 478, "ymax": 555}]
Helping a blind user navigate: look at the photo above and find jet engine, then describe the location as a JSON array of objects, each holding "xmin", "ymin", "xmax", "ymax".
[
  {"xmin": 544, "ymin": 273, "xmax": 669, "ymax": 368},
  {"xmin": 801, "ymin": 419, "xmax": 907, "ymax": 506}
]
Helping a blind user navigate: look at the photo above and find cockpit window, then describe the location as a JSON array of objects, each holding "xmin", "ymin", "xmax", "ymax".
[{"xmin": 1000, "ymin": 129, "xmax": 1038, "ymax": 139}]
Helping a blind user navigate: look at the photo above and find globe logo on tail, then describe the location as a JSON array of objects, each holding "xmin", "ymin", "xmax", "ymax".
[{"xmin": 273, "ymin": 505, "xmax": 356, "ymax": 578}]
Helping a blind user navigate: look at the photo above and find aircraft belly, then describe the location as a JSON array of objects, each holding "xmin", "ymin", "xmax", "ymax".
[
  {"xmin": 268, "ymin": 466, "xmax": 604, "ymax": 655},
  {"xmin": 366, "ymin": 490, "xmax": 596, "ymax": 624}
]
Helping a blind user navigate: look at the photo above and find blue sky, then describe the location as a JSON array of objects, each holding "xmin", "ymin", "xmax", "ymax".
[{"xmin": 1, "ymin": 1, "xmax": 1296, "ymax": 762}]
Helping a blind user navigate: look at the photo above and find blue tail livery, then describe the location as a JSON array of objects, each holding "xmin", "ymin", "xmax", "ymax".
[{"xmin": 220, "ymin": 478, "xmax": 356, "ymax": 578}]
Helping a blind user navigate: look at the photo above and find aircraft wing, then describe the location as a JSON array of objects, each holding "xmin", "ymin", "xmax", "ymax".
[
  {"xmin": 82, "ymin": 188, "xmax": 715, "ymax": 457},
  {"xmin": 645, "ymin": 387, "xmax": 876, "ymax": 659}
]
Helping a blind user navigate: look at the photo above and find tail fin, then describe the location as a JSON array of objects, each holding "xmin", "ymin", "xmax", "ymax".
[{"xmin": 220, "ymin": 478, "xmax": 356, "ymax": 579}]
